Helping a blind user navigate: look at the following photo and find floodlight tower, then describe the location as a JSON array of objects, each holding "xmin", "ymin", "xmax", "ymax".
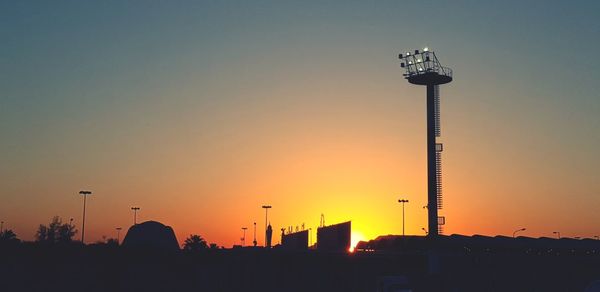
[
  {"xmin": 116, "ymin": 227, "xmax": 123, "ymax": 243},
  {"xmin": 262, "ymin": 205, "xmax": 272, "ymax": 247},
  {"xmin": 131, "ymin": 207, "xmax": 140, "ymax": 225},
  {"xmin": 79, "ymin": 190, "xmax": 93, "ymax": 243},
  {"xmin": 241, "ymin": 227, "xmax": 248, "ymax": 246},
  {"xmin": 399, "ymin": 47, "xmax": 453, "ymax": 238}
]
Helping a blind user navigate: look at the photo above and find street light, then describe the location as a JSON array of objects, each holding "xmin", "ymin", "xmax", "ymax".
[
  {"xmin": 131, "ymin": 207, "xmax": 140, "ymax": 225},
  {"xmin": 116, "ymin": 227, "xmax": 122, "ymax": 243},
  {"xmin": 253, "ymin": 222, "xmax": 257, "ymax": 247},
  {"xmin": 398, "ymin": 199, "xmax": 409, "ymax": 236},
  {"xmin": 309, "ymin": 228, "xmax": 312, "ymax": 247},
  {"xmin": 241, "ymin": 227, "xmax": 248, "ymax": 246},
  {"xmin": 262, "ymin": 205, "xmax": 272, "ymax": 247},
  {"xmin": 513, "ymin": 228, "xmax": 526, "ymax": 238},
  {"xmin": 79, "ymin": 190, "xmax": 92, "ymax": 243},
  {"xmin": 553, "ymin": 231, "xmax": 561, "ymax": 239}
]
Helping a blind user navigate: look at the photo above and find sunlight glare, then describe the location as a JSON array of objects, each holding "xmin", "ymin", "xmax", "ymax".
[{"xmin": 350, "ymin": 230, "xmax": 366, "ymax": 252}]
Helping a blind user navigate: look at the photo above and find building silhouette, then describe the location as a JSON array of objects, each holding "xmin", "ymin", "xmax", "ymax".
[
  {"xmin": 122, "ymin": 220, "xmax": 179, "ymax": 251},
  {"xmin": 281, "ymin": 229, "xmax": 309, "ymax": 250},
  {"xmin": 266, "ymin": 223, "xmax": 273, "ymax": 248},
  {"xmin": 316, "ymin": 221, "xmax": 351, "ymax": 252}
]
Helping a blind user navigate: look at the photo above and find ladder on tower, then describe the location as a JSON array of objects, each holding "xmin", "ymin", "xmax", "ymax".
[
  {"xmin": 435, "ymin": 143, "xmax": 443, "ymax": 210},
  {"xmin": 436, "ymin": 142, "xmax": 444, "ymax": 235},
  {"xmin": 434, "ymin": 85, "xmax": 441, "ymax": 137}
]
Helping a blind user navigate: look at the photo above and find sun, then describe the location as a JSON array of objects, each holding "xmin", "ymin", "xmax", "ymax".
[{"xmin": 350, "ymin": 230, "xmax": 366, "ymax": 252}]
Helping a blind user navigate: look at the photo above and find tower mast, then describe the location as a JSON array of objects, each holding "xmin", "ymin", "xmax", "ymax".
[{"xmin": 399, "ymin": 48, "xmax": 452, "ymax": 237}]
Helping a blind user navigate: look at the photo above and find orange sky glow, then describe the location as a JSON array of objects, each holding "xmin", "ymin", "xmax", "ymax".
[{"xmin": 1, "ymin": 2, "xmax": 599, "ymax": 248}]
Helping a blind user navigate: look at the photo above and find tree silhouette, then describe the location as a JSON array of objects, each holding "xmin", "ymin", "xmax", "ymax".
[
  {"xmin": 35, "ymin": 216, "xmax": 77, "ymax": 244},
  {"xmin": 105, "ymin": 238, "xmax": 119, "ymax": 246},
  {"xmin": 0, "ymin": 229, "xmax": 19, "ymax": 243},
  {"xmin": 183, "ymin": 234, "xmax": 208, "ymax": 251}
]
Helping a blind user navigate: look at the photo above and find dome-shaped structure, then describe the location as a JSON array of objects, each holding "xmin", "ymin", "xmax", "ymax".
[{"xmin": 122, "ymin": 221, "xmax": 179, "ymax": 251}]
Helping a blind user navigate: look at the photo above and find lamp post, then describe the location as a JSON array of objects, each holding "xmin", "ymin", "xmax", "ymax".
[
  {"xmin": 241, "ymin": 227, "xmax": 248, "ymax": 246},
  {"xmin": 309, "ymin": 228, "xmax": 312, "ymax": 247},
  {"xmin": 262, "ymin": 205, "xmax": 272, "ymax": 246},
  {"xmin": 79, "ymin": 190, "xmax": 92, "ymax": 243},
  {"xmin": 253, "ymin": 222, "xmax": 257, "ymax": 247},
  {"xmin": 131, "ymin": 207, "xmax": 140, "ymax": 225},
  {"xmin": 116, "ymin": 227, "xmax": 122, "ymax": 243},
  {"xmin": 512, "ymin": 228, "xmax": 526, "ymax": 238},
  {"xmin": 553, "ymin": 231, "xmax": 561, "ymax": 239},
  {"xmin": 398, "ymin": 199, "xmax": 409, "ymax": 236}
]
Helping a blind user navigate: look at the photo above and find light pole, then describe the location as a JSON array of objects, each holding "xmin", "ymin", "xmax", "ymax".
[
  {"xmin": 262, "ymin": 205, "xmax": 272, "ymax": 246},
  {"xmin": 0, "ymin": 221, "xmax": 3, "ymax": 233},
  {"xmin": 309, "ymin": 228, "xmax": 312, "ymax": 247},
  {"xmin": 398, "ymin": 199, "xmax": 409, "ymax": 236},
  {"xmin": 253, "ymin": 222, "xmax": 257, "ymax": 247},
  {"xmin": 131, "ymin": 207, "xmax": 140, "ymax": 225},
  {"xmin": 512, "ymin": 228, "xmax": 526, "ymax": 238},
  {"xmin": 399, "ymin": 48, "xmax": 453, "ymax": 238},
  {"xmin": 553, "ymin": 231, "xmax": 561, "ymax": 239},
  {"xmin": 116, "ymin": 227, "xmax": 122, "ymax": 243},
  {"xmin": 79, "ymin": 190, "xmax": 92, "ymax": 243},
  {"xmin": 241, "ymin": 227, "xmax": 248, "ymax": 246},
  {"xmin": 69, "ymin": 218, "xmax": 73, "ymax": 228}
]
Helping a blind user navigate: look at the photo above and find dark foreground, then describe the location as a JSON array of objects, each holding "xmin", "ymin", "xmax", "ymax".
[{"xmin": 1, "ymin": 244, "xmax": 599, "ymax": 292}]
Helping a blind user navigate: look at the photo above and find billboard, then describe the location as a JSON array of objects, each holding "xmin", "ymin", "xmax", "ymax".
[
  {"xmin": 317, "ymin": 221, "xmax": 351, "ymax": 252},
  {"xmin": 281, "ymin": 230, "xmax": 309, "ymax": 250}
]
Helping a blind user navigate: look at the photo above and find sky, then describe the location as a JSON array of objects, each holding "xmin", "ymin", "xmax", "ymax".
[{"xmin": 1, "ymin": 1, "xmax": 599, "ymax": 247}]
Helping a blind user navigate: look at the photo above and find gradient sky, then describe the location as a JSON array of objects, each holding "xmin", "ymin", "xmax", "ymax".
[{"xmin": 1, "ymin": 1, "xmax": 599, "ymax": 247}]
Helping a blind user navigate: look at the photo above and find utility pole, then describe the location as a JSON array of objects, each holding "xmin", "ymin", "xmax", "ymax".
[
  {"xmin": 131, "ymin": 207, "xmax": 140, "ymax": 225},
  {"xmin": 262, "ymin": 205, "xmax": 272, "ymax": 247},
  {"xmin": 79, "ymin": 190, "xmax": 92, "ymax": 243},
  {"xmin": 398, "ymin": 199, "xmax": 409, "ymax": 236}
]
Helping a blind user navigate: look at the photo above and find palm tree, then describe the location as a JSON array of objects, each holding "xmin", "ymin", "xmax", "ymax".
[{"xmin": 182, "ymin": 234, "xmax": 208, "ymax": 251}]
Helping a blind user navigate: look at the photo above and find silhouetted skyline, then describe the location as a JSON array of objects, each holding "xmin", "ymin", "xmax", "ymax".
[{"xmin": 1, "ymin": 1, "xmax": 599, "ymax": 247}]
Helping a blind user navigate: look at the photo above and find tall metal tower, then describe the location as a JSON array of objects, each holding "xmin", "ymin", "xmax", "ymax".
[{"xmin": 399, "ymin": 48, "xmax": 452, "ymax": 238}]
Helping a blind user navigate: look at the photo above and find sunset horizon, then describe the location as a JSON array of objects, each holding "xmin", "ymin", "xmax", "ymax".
[{"xmin": 2, "ymin": 1, "xmax": 599, "ymax": 250}]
